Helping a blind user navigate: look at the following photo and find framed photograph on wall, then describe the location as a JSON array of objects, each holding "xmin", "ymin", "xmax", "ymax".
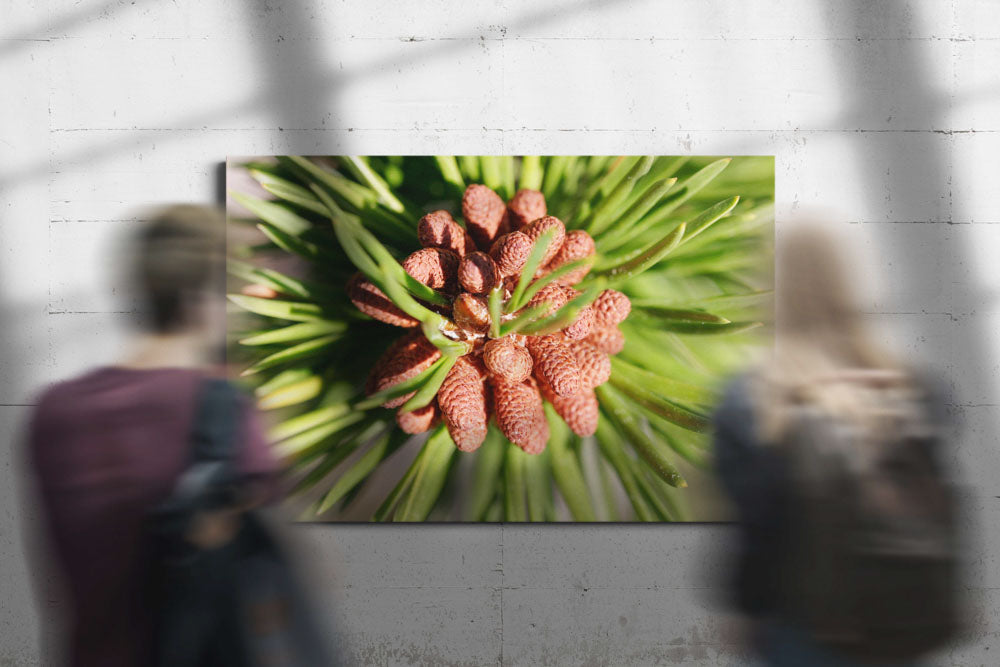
[{"xmin": 227, "ymin": 155, "xmax": 774, "ymax": 522}]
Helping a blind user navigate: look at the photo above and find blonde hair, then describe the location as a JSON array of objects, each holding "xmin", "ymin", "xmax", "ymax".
[
  {"xmin": 756, "ymin": 223, "xmax": 905, "ymax": 442},
  {"xmin": 133, "ymin": 205, "xmax": 225, "ymax": 332}
]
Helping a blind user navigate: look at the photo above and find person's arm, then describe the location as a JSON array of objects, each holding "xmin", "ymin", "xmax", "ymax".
[
  {"xmin": 234, "ymin": 395, "xmax": 283, "ymax": 504},
  {"xmin": 186, "ymin": 391, "xmax": 282, "ymax": 549},
  {"xmin": 23, "ymin": 389, "xmax": 65, "ymax": 556},
  {"xmin": 713, "ymin": 375, "xmax": 788, "ymax": 617},
  {"xmin": 713, "ymin": 375, "xmax": 761, "ymax": 504}
]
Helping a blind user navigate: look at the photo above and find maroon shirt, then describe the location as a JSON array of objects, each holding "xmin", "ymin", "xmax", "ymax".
[{"xmin": 27, "ymin": 367, "xmax": 277, "ymax": 667}]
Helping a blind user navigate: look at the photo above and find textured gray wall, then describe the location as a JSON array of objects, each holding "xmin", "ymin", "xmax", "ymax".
[{"xmin": 3, "ymin": 1, "xmax": 1000, "ymax": 664}]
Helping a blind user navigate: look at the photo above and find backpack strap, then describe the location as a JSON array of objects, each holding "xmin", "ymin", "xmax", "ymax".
[
  {"xmin": 170, "ymin": 378, "xmax": 243, "ymax": 510},
  {"xmin": 189, "ymin": 378, "xmax": 242, "ymax": 464}
]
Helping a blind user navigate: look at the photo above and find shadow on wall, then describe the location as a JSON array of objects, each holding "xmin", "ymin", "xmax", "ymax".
[
  {"xmin": 838, "ymin": 0, "xmax": 997, "ymax": 646},
  {"xmin": 2, "ymin": 0, "xmax": 637, "ymax": 190},
  {"xmin": 0, "ymin": 0, "xmax": 139, "ymax": 58}
]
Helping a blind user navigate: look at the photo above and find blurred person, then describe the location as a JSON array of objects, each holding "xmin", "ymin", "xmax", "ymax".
[
  {"xmin": 713, "ymin": 223, "xmax": 961, "ymax": 666},
  {"xmin": 25, "ymin": 206, "xmax": 333, "ymax": 666}
]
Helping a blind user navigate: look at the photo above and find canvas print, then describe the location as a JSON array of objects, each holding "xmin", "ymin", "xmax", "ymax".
[{"xmin": 226, "ymin": 156, "xmax": 774, "ymax": 522}]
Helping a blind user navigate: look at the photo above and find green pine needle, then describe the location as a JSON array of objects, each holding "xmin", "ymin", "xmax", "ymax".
[
  {"xmin": 594, "ymin": 222, "xmax": 686, "ymax": 282},
  {"xmin": 398, "ymin": 355, "xmax": 458, "ymax": 412},
  {"xmin": 313, "ymin": 428, "xmax": 409, "ymax": 515},
  {"xmin": 249, "ymin": 169, "xmax": 328, "ymax": 216},
  {"xmin": 270, "ymin": 403, "xmax": 352, "ymax": 442},
  {"xmin": 504, "ymin": 444, "xmax": 529, "ymax": 522},
  {"xmin": 239, "ymin": 321, "xmax": 346, "ymax": 346},
  {"xmin": 546, "ymin": 406, "xmax": 597, "ymax": 521},
  {"xmin": 499, "ymin": 302, "xmax": 556, "ymax": 338},
  {"xmin": 342, "ymin": 156, "xmax": 407, "ymax": 214},
  {"xmin": 596, "ymin": 384, "xmax": 687, "ymax": 488},
  {"xmin": 354, "ymin": 356, "xmax": 449, "ymax": 410},
  {"xmin": 227, "ymin": 294, "xmax": 328, "ymax": 322},
  {"xmin": 231, "ymin": 191, "xmax": 312, "ymax": 236},
  {"xmin": 506, "ymin": 229, "xmax": 556, "ymax": 313},
  {"xmin": 394, "ymin": 426, "xmax": 456, "ymax": 521},
  {"xmin": 240, "ymin": 334, "xmax": 340, "ymax": 375},
  {"xmin": 519, "ymin": 155, "xmax": 543, "ymax": 190},
  {"xmin": 488, "ymin": 285, "xmax": 504, "ymax": 339},
  {"xmin": 465, "ymin": 429, "xmax": 506, "ymax": 521},
  {"xmin": 434, "ymin": 156, "xmax": 465, "ymax": 194},
  {"xmin": 585, "ymin": 155, "xmax": 654, "ymax": 236},
  {"xmin": 518, "ymin": 279, "xmax": 605, "ymax": 336},
  {"xmin": 509, "ymin": 257, "xmax": 593, "ymax": 314}
]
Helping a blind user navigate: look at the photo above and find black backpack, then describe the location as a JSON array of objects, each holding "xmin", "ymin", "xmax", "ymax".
[
  {"xmin": 779, "ymin": 376, "xmax": 960, "ymax": 661},
  {"xmin": 146, "ymin": 379, "xmax": 338, "ymax": 667}
]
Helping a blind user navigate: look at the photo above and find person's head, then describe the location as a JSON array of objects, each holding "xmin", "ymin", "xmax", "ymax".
[
  {"xmin": 773, "ymin": 221, "xmax": 888, "ymax": 373},
  {"xmin": 777, "ymin": 223, "xmax": 859, "ymax": 341},
  {"xmin": 757, "ymin": 221, "xmax": 900, "ymax": 440},
  {"xmin": 132, "ymin": 205, "xmax": 225, "ymax": 336}
]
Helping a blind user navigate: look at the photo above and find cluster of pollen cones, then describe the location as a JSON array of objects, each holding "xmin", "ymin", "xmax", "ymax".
[{"xmin": 348, "ymin": 184, "xmax": 631, "ymax": 455}]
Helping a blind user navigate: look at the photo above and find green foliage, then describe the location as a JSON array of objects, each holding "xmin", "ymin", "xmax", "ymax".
[{"xmin": 229, "ymin": 154, "xmax": 773, "ymax": 521}]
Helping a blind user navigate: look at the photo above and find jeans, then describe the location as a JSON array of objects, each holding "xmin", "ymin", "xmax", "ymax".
[{"xmin": 759, "ymin": 622, "xmax": 921, "ymax": 667}]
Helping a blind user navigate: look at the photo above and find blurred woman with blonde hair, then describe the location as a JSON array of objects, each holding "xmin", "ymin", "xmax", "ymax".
[{"xmin": 713, "ymin": 222, "xmax": 959, "ymax": 666}]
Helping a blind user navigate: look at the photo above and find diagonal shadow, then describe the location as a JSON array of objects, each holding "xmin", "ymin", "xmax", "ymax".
[
  {"xmin": 834, "ymin": 0, "xmax": 997, "ymax": 650},
  {"xmin": 1, "ymin": 0, "xmax": 635, "ymax": 189},
  {"xmin": 0, "ymin": 0, "xmax": 152, "ymax": 57},
  {"xmin": 836, "ymin": 1, "xmax": 993, "ymax": 440}
]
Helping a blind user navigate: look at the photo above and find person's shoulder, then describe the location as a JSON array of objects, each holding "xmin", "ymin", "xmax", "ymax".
[
  {"xmin": 711, "ymin": 370, "xmax": 765, "ymax": 450},
  {"xmin": 716, "ymin": 370, "xmax": 760, "ymax": 419},
  {"xmin": 31, "ymin": 368, "xmax": 106, "ymax": 413},
  {"xmin": 26, "ymin": 369, "xmax": 113, "ymax": 448},
  {"xmin": 904, "ymin": 365, "xmax": 951, "ymax": 400},
  {"xmin": 33, "ymin": 367, "xmax": 205, "ymax": 417},
  {"xmin": 900, "ymin": 365, "xmax": 953, "ymax": 429}
]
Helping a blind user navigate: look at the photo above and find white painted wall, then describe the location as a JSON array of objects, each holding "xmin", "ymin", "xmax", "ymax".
[{"xmin": 2, "ymin": 1, "xmax": 999, "ymax": 663}]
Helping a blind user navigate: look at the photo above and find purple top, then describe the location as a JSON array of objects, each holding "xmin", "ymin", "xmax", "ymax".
[{"xmin": 27, "ymin": 367, "xmax": 277, "ymax": 667}]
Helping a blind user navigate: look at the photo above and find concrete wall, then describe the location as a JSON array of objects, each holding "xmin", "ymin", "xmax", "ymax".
[{"xmin": 3, "ymin": 1, "xmax": 999, "ymax": 663}]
